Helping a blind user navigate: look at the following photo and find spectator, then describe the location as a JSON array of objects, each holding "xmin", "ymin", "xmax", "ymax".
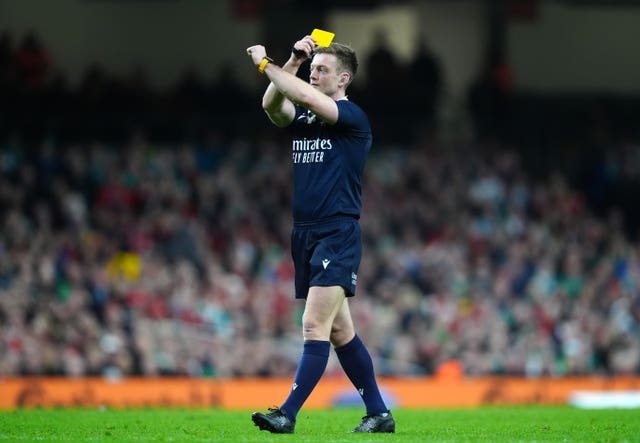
[
  {"xmin": 14, "ymin": 30, "xmax": 51, "ymax": 91},
  {"xmin": 406, "ymin": 33, "xmax": 443, "ymax": 137},
  {"xmin": 1, "ymin": 136, "xmax": 639, "ymax": 378}
]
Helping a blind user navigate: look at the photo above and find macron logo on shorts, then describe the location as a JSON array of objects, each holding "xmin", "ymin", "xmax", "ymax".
[{"xmin": 322, "ymin": 259, "xmax": 331, "ymax": 269}]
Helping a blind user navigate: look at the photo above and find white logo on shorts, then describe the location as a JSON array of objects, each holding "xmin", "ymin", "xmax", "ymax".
[{"xmin": 322, "ymin": 259, "xmax": 330, "ymax": 269}]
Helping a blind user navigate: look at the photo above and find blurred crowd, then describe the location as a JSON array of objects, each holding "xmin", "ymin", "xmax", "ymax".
[
  {"xmin": 0, "ymin": 29, "xmax": 256, "ymax": 144},
  {"xmin": 1, "ymin": 28, "xmax": 639, "ymax": 379},
  {"xmin": 0, "ymin": 28, "xmax": 442, "ymax": 145},
  {"xmin": 1, "ymin": 134, "xmax": 640, "ymax": 379}
]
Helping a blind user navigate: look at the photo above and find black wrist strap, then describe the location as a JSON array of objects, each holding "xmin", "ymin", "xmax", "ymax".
[{"xmin": 292, "ymin": 47, "xmax": 306, "ymax": 59}]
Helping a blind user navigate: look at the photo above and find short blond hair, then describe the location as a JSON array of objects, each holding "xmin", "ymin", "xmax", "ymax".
[{"xmin": 314, "ymin": 42, "xmax": 358, "ymax": 81}]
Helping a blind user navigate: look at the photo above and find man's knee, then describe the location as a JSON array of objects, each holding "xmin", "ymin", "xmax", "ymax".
[{"xmin": 302, "ymin": 312, "xmax": 330, "ymax": 340}]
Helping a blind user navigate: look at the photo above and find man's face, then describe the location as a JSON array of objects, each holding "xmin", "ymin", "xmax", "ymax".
[{"xmin": 309, "ymin": 53, "xmax": 343, "ymax": 97}]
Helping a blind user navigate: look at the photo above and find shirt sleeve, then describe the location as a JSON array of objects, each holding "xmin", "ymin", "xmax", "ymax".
[{"xmin": 336, "ymin": 100, "xmax": 370, "ymax": 134}]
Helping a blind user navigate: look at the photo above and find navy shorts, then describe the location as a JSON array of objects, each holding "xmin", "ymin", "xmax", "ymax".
[{"xmin": 291, "ymin": 216, "xmax": 362, "ymax": 299}]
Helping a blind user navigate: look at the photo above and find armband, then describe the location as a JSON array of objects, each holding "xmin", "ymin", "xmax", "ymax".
[{"xmin": 258, "ymin": 56, "xmax": 273, "ymax": 74}]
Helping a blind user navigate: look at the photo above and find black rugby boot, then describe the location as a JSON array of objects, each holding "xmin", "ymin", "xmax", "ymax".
[
  {"xmin": 251, "ymin": 407, "xmax": 295, "ymax": 434},
  {"xmin": 350, "ymin": 411, "xmax": 395, "ymax": 433}
]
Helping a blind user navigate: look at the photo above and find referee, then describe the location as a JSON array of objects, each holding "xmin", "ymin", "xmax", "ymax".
[{"xmin": 246, "ymin": 34, "xmax": 394, "ymax": 434}]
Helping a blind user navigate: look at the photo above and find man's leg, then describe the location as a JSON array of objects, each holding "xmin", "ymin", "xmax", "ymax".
[
  {"xmin": 331, "ymin": 300, "xmax": 394, "ymax": 432},
  {"xmin": 252, "ymin": 286, "xmax": 344, "ymax": 433}
]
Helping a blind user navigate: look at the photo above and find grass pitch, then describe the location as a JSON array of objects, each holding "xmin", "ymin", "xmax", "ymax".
[{"xmin": 0, "ymin": 406, "xmax": 638, "ymax": 442}]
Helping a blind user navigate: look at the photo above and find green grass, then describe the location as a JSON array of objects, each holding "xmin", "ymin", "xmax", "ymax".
[{"xmin": 0, "ymin": 406, "xmax": 638, "ymax": 442}]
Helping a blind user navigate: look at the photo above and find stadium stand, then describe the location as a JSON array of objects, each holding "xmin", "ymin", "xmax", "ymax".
[{"xmin": 1, "ymin": 28, "xmax": 639, "ymax": 379}]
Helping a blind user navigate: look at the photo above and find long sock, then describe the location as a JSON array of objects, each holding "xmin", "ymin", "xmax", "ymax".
[
  {"xmin": 335, "ymin": 334, "xmax": 388, "ymax": 415},
  {"xmin": 280, "ymin": 340, "xmax": 330, "ymax": 421}
]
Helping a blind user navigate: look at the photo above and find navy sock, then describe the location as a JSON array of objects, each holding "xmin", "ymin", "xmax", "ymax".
[
  {"xmin": 281, "ymin": 340, "xmax": 330, "ymax": 421},
  {"xmin": 335, "ymin": 334, "xmax": 388, "ymax": 415}
]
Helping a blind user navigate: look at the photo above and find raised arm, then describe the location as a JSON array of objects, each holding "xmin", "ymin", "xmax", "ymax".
[
  {"xmin": 258, "ymin": 37, "xmax": 312, "ymax": 127},
  {"xmin": 247, "ymin": 37, "xmax": 339, "ymax": 127}
]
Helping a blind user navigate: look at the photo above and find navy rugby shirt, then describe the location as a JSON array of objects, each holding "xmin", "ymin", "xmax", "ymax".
[{"xmin": 289, "ymin": 99, "xmax": 372, "ymax": 222}]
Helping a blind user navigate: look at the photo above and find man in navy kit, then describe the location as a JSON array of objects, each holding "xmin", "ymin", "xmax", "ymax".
[{"xmin": 246, "ymin": 35, "xmax": 395, "ymax": 434}]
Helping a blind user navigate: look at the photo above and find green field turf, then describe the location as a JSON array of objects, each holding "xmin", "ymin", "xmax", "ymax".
[{"xmin": 0, "ymin": 406, "xmax": 638, "ymax": 442}]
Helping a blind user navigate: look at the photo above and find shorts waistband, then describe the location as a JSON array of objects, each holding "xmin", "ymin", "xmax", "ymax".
[{"xmin": 293, "ymin": 214, "xmax": 359, "ymax": 228}]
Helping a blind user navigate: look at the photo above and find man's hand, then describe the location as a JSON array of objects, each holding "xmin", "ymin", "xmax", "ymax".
[
  {"xmin": 292, "ymin": 35, "xmax": 316, "ymax": 60},
  {"xmin": 291, "ymin": 35, "xmax": 316, "ymax": 60},
  {"xmin": 246, "ymin": 45, "xmax": 267, "ymax": 67}
]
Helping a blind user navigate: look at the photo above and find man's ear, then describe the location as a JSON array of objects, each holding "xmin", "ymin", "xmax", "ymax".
[{"xmin": 339, "ymin": 73, "xmax": 350, "ymax": 86}]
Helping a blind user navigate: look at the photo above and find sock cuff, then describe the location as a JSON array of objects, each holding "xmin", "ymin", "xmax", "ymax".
[
  {"xmin": 303, "ymin": 340, "xmax": 331, "ymax": 357},
  {"xmin": 334, "ymin": 334, "xmax": 363, "ymax": 355}
]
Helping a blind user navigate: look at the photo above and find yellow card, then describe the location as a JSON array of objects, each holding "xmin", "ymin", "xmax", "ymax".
[{"xmin": 311, "ymin": 28, "xmax": 335, "ymax": 47}]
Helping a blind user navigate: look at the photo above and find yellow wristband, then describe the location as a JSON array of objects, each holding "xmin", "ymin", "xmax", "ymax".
[{"xmin": 258, "ymin": 57, "xmax": 273, "ymax": 74}]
